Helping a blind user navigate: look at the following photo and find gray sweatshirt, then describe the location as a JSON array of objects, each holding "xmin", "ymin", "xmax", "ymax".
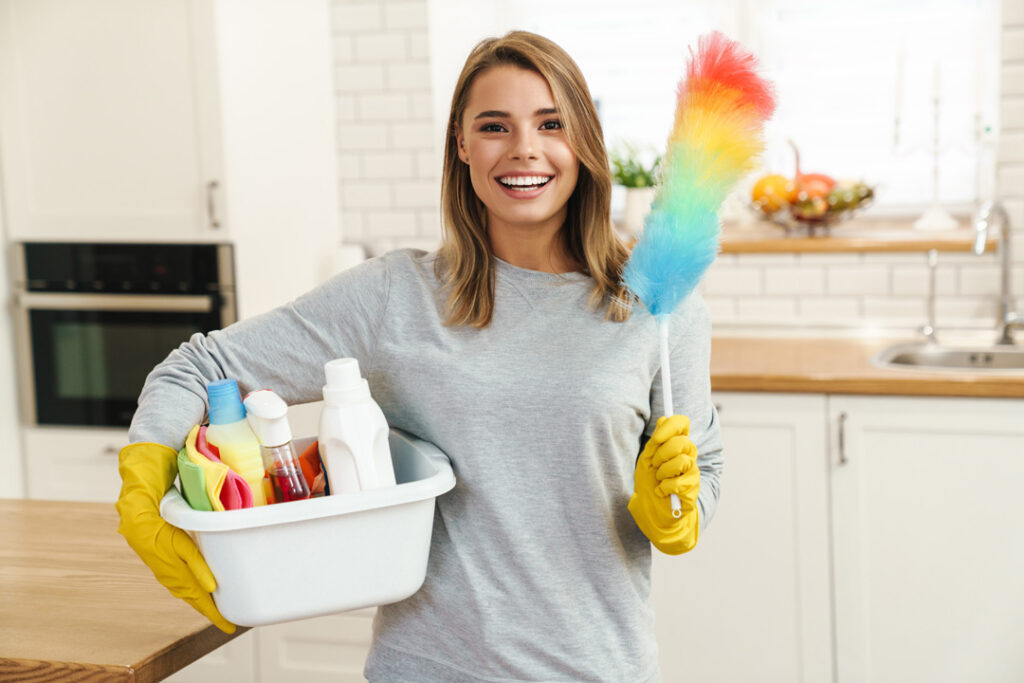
[{"xmin": 129, "ymin": 249, "xmax": 723, "ymax": 683}]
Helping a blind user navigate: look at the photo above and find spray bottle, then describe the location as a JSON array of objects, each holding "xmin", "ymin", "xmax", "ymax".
[
  {"xmin": 205, "ymin": 378, "xmax": 268, "ymax": 506},
  {"xmin": 318, "ymin": 358, "xmax": 396, "ymax": 495},
  {"xmin": 244, "ymin": 389, "xmax": 311, "ymax": 503}
]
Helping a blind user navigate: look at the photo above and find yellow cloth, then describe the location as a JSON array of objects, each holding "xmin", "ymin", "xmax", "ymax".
[
  {"xmin": 115, "ymin": 441, "xmax": 236, "ymax": 633},
  {"xmin": 628, "ymin": 415, "xmax": 701, "ymax": 555},
  {"xmin": 183, "ymin": 425, "xmax": 229, "ymax": 512}
]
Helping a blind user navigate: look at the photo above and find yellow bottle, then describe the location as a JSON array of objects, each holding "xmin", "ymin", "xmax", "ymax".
[{"xmin": 205, "ymin": 378, "xmax": 268, "ymax": 506}]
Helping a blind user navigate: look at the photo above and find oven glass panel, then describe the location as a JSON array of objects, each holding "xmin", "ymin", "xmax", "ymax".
[{"xmin": 31, "ymin": 309, "xmax": 217, "ymax": 427}]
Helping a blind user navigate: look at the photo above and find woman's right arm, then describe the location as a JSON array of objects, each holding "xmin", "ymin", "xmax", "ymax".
[{"xmin": 129, "ymin": 256, "xmax": 391, "ymax": 449}]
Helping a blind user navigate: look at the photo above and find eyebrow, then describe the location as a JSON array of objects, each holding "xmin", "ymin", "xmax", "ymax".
[{"xmin": 473, "ymin": 107, "xmax": 559, "ymax": 120}]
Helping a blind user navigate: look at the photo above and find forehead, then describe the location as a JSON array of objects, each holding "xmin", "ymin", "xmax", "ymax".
[{"xmin": 464, "ymin": 65, "xmax": 556, "ymax": 116}]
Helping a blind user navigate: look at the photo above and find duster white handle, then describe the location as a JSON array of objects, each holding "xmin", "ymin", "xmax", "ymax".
[{"xmin": 659, "ymin": 318, "xmax": 683, "ymax": 519}]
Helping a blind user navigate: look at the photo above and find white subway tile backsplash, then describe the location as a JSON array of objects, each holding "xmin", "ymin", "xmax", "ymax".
[
  {"xmin": 704, "ymin": 296, "xmax": 737, "ymax": 321},
  {"xmin": 333, "ymin": 35, "xmax": 355, "ymax": 63},
  {"xmin": 408, "ymin": 32, "xmax": 430, "ymax": 60},
  {"xmin": 891, "ymin": 265, "xmax": 958, "ymax": 296},
  {"xmin": 416, "ymin": 209, "xmax": 442, "ymax": 237},
  {"xmin": 1001, "ymin": 64, "xmax": 1024, "ymax": 97},
  {"xmin": 384, "ymin": 2, "xmax": 429, "ymax": 30},
  {"xmin": 1000, "ymin": 132, "xmax": 1024, "ymax": 163},
  {"xmin": 410, "ymin": 93, "xmax": 434, "ymax": 119},
  {"xmin": 364, "ymin": 209, "xmax": 418, "ymax": 236},
  {"xmin": 935, "ymin": 297, "xmax": 999, "ymax": 325},
  {"xmin": 338, "ymin": 153, "xmax": 361, "ymax": 180},
  {"xmin": 763, "ymin": 266, "xmax": 825, "ymax": 295},
  {"xmin": 333, "ymin": 3, "xmax": 383, "ymax": 33},
  {"xmin": 867, "ymin": 253, "xmax": 932, "ymax": 265},
  {"xmin": 703, "ymin": 264, "xmax": 762, "ymax": 295},
  {"xmin": 335, "ymin": 64, "xmax": 386, "ymax": 92},
  {"xmin": 1006, "ymin": 198, "xmax": 1024, "ymax": 230},
  {"xmin": 959, "ymin": 265, "xmax": 1002, "ymax": 295},
  {"xmin": 1004, "ymin": 28, "xmax": 1024, "ymax": 61},
  {"xmin": 340, "ymin": 210, "xmax": 366, "ymax": 240},
  {"xmin": 732, "ymin": 253, "xmax": 797, "ymax": 265},
  {"xmin": 335, "ymin": 95, "xmax": 357, "ymax": 121},
  {"xmin": 390, "ymin": 123, "xmax": 436, "ymax": 149},
  {"xmin": 387, "ymin": 64, "xmax": 432, "ymax": 91},
  {"xmin": 736, "ymin": 296, "xmax": 798, "ymax": 321},
  {"xmin": 337, "ymin": 123, "xmax": 390, "ymax": 150},
  {"xmin": 826, "ymin": 265, "xmax": 890, "ymax": 295},
  {"xmin": 798, "ymin": 296, "xmax": 861, "ymax": 322},
  {"xmin": 862, "ymin": 296, "xmax": 926, "ymax": 320},
  {"xmin": 357, "ymin": 93, "xmax": 411, "ymax": 120},
  {"xmin": 998, "ymin": 164, "xmax": 1024, "ymax": 196},
  {"xmin": 416, "ymin": 150, "xmax": 439, "ymax": 179},
  {"xmin": 362, "ymin": 152, "xmax": 415, "ymax": 179},
  {"xmin": 341, "ymin": 182, "xmax": 392, "ymax": 208},
  {"xmin": 393, "ymin": 180, "xmax": 439, "ymax": 207},
  {"xmin": 355, "ymin": 33, "xmax": 408, "ymax": 62},
  {"xmin": 1002, "ymin": 98, "xmax": 1024, "ymax": 130},
  {"xmin": 1004, "ymin": 0, "xmax": 1024, "ymax": 25},
  {"xmin": 796, "ymin": 253, "xmax": 862, "ymax": 265}
]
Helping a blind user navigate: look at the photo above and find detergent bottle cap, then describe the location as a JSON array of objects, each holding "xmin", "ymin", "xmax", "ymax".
[
  {"xmin": 243, "ymin": 389, "xmax": 293, "ymax": 447},
  {"xmin": 208, "ymin": 378, "xmax": 246, "ymax": 425},
  {"xmin": 322, "ymin": 357, "xmax": 371, "ymax": 405}
]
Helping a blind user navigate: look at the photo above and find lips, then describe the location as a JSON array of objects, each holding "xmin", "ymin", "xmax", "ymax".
[{"xmin": 495, "ymin": 174, "xmax": 553, "ymax": 198}]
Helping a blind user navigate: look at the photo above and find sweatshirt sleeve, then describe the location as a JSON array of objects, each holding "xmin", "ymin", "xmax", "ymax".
[
  {"xmin": 646, "ymin": 292, "xmax": 724, "ymax": 531},
  {"xmin": 128, "ymin": 254, "xmax": 391, "ymax": 449}
]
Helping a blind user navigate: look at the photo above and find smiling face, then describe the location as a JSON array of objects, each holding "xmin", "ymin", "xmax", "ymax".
[{"xmin": 456, "ymin": 65, "xmax": 580, "ymax": 245}]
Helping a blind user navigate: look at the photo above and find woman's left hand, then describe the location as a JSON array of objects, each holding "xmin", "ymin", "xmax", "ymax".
[{"xmin": 628, "ymin": 414, "xmax": 700, "ymax": 555}]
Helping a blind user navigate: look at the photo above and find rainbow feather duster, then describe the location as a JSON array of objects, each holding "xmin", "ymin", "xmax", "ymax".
[{"xmin": 622, "ymin": 31, "xmax": 775, "ymax": 515}]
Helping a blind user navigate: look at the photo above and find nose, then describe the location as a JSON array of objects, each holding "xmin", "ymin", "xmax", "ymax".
[{"xmin": 509, "ymin": 128, "xmax": 539, "ymax": 160}]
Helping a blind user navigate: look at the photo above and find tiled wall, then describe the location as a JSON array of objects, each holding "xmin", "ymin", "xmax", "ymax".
[{"xmin": 331, "ymin": 0, "xmax": 1024, "ymax": 332}]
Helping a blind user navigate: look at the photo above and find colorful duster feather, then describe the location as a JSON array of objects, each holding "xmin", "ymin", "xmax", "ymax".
[{"xmin": 623, "ymin": 32, "xmax": 775, "ymax": 516}]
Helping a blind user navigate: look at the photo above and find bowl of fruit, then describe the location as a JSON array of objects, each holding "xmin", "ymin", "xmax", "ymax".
[{"xmin": 750, "ymin": 141, "xmax": 874, "ymax": 234}]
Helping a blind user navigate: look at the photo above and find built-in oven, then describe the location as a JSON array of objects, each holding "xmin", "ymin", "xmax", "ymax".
[{"xmin": 11, "ymin": 243, "xmax": 236, "ymax": 428}]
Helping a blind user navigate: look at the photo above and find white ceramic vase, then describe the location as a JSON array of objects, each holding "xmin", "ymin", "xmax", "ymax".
[{"xmin": 622, "ymin": 187, "xmax": 657, "ymax": 235}]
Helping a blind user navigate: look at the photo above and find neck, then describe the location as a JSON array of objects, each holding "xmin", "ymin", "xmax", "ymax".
[{"xmin": 487, "ymin": 216, "xmax": 577, "ymax": 274}]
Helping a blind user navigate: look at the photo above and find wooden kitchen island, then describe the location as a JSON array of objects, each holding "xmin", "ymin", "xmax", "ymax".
[{"xmin": 0, "ymin": 499, "xmax": 243, "ymax": 682}]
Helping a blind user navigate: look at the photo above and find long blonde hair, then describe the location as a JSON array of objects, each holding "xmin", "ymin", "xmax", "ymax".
[{"xmin": 437, "ymin": 31, "xmax": 631, "ymax": 328}]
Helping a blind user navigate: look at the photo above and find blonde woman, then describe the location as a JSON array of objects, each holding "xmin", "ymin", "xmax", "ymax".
[{"xmin": 116, "ymin": 31, "xmax": 723, "ymax": 682}]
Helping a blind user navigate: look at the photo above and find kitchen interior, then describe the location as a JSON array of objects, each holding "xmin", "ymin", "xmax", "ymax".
[{"xmin": 1, "ymin": 0, "xmax": 1022, "ymax": 682}]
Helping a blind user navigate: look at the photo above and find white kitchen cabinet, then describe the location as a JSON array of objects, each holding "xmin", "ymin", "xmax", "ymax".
[
  {"xmin": 0, "ymin": 0, "xmax": 341, "ymax": 317},
  {"xmin": 652, "ymin": 392, "xmax": 834, "ymax": 683},
  {"xmin": 828, "ymin": 395, "xmax": 1024, "ymax": 683},
  {"xmin": 22, "ymin": 426, "xmax": 127, "ymax": 502},
  {"xmin": 0, "ymin": 0, "xmax": 224, "ymax": 242}
]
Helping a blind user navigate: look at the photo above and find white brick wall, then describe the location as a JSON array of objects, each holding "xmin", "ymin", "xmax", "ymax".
[
  {"xmin": 330, "ymin": 2, "xmax": 1024, "ymax": 332},
  {"xmin": 332, "ymin": 0, "xmax": 441, "ymax": 253}
]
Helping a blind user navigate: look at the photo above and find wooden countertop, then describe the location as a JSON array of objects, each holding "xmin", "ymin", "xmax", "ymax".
[
  {"xmin": 719, "ymin": 220, "xmax": 993, "ymax": 254},
  {"xmin": 0, "ymin": 499, "xmax": 242, "ymax": 681},
  {"xmin": 710, "ymin": 336, "xmax": 1024, "ymax": 398}
]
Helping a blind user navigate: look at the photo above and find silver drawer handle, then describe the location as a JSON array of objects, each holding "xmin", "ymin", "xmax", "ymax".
[
  {"xmin": 837, "ymin": 411, "xmax": 848, "ymax": 466},
  {"xmin": 207, "ymin": 180, "xmax": 221, "ymax": 229},
  {"xmin": 103, "ymin": 446, "xmax": 120, "ymax": 457},
  {"xmin": 16, "ymin": 291, "xmax": 214, "ymax": 313}
]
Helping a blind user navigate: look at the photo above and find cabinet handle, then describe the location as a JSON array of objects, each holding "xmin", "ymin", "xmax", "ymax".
[
  {"xmin": 837, "ymin": 411, "xmax": 848, "ymax": 466},
  {"xmin": 207, "ymin": 180, "xmax": 221, "ymax": 230},
  {"xmin": 103, "ymin": 446, "xmax": 120, "ymax": 457},
  {"xmin": 713, "ymin": 402, "xmax": 722, "ymax": 415}
]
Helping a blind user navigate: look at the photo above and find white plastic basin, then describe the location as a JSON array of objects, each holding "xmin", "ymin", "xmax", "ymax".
[{"xmin": 160, "ymin": 428, "xmax": 455, "ymax": 627}]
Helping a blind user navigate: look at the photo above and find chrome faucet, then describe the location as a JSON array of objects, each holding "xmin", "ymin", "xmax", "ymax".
[
  {"xmin": 973, "ymin": 201, "xmax": 1024, "ymax": 345},
  {"xmin": 920, "ymin": 249, "xmax": 938, "ymax": 345}
]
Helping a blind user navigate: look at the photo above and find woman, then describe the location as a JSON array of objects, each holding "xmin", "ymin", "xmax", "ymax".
[{"xmin": 116, "ymin": 31, "xmax": 723, "ymax": 682}]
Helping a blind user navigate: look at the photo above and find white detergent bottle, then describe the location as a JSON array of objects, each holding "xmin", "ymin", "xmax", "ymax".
[
  {"xmin": 318, "ymin": 358, "xmax": 396, "ymax": 494},
  {"xmin": 205, "ymin": 378, "xmax": 268, "ymax": 506}
]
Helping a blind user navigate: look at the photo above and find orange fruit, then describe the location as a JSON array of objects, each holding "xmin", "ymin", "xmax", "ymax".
[{"xmin": 751, "ymin": 174, "xmax": 795, "ymax": 213}]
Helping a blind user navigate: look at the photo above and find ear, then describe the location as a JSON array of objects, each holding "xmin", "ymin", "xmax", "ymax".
[{"xmin": 455, "ymin": 129, "xmax": 469, "ymax": 164}]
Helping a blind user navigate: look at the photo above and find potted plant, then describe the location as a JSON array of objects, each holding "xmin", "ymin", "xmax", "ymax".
[{"xmin": 610, "ymin": 144, "xmax": 661, "ymax": 235}]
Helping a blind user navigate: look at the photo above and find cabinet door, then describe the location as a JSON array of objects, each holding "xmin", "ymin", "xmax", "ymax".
[
  {"xmin": 652, "ymin": 392, "xmax": 833, "ymax": 683},
  {"xmin": 255, "ymin": 609, "xmax": 375, "ymax": 682},
  {"xmin": 829, "ymin": 396, "xmax": 1024, "ymax": 683},
  {"xmin": 23, "ymin": 426, "xmax": 127, "ymax": 502},
  {"xmin": 0, "ymin": 0, "xmax": 223, "ymax": 241},
  {"xmin": 165, "ymin": 628, "xmax": 257, "ymax": 683}
]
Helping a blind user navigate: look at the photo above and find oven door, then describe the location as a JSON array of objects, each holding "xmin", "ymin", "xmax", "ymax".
[{"xmin": 22, "ymin": 293, "xmax": 224, "ymax": 427}]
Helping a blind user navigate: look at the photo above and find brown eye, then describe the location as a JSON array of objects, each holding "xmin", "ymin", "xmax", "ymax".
[{"xmin": 541, "ymin": 120, "xmax": 563, "ymax": 130}]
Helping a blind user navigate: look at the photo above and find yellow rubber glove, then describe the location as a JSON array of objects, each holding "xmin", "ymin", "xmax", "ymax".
[
  {"xmin": 115, "ymin": 442, "xmax": 236, "ymax": 633},
  {"xmin": 628, "ymin": 415, "xmax": 701, "ymax": 555}
]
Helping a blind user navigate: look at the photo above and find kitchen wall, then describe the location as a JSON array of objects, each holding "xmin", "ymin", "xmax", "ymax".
[{"xmin": 331, "ymin": 0, "xmax": 1024, "ymax": 334}]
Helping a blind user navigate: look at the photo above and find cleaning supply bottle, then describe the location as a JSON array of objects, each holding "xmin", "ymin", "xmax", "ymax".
[
  {"xmin": 244, "ymin": 389, "xmax": 311, "ymax": 504},
  {"xmin": 318, "ymin": 358, "xmax": 396, "ymax": 495},
  {"xmin": 205, "ymin": 378, "xmax": 268, "ymax": 506}
]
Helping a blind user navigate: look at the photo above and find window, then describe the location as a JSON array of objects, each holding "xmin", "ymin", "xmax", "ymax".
[{"xmin": 431, "ymin": 0, "xmax": 1001, "ymax": 215}]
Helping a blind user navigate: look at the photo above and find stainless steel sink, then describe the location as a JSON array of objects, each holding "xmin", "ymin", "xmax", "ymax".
[{"xmin": 873, "ymin": 342, "xmax": 1024, "ymax": 373}]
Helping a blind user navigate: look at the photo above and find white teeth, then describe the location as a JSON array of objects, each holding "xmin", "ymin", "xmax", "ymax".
[{"xmin": 498, "ymin": 175, "xmax": 551, "ymax": 187}]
